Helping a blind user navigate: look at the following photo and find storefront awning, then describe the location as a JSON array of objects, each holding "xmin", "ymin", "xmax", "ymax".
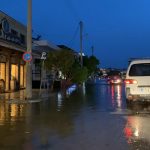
[{"xmin": 0, "ymin": 38, "xmax": 26, "ymax": 52}]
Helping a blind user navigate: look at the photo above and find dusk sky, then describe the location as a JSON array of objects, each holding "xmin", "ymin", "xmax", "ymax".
[{"xmin": 1, "ymin": 0, "xmax": 150, "ymax": 68}]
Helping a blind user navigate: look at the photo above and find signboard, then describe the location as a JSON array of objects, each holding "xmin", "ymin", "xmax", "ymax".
[
  {"xmin": 0, "ymin": 55, "xmax": 6, "ymax": 62},
  {"xmin": 22, "ymin": 52, "xmax": 32, "ymax": 62},
  {"xmin": 0, "ymin": 18, "xmax": 24, "ymax": 45},
  {"xmin": 41, "ymin": 52, "xmax": 47, "ymax": 60},
  {"xmin": 2, "ymin": 18, "xmax": 10, "ymax": 33}
]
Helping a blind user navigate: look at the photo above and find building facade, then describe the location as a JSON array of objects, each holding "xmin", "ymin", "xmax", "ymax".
[
  {"xmin": 32, "ymin": 40, "xmax": 61, "ymax": 88},
  {"xmin": 0, "ymin": 11, "xmax": 27, "ymax": 92}
]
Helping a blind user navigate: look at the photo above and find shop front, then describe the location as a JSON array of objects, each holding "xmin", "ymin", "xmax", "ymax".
[
  {"xmin": 0, "ymin": 45, "xmax": 26, "ymax": 93},
  {"xmin": 0, "ymin": 11, "xmax": 27, "ymax": 93}
]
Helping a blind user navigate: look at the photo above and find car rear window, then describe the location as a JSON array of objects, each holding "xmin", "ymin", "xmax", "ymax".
[{"xmin": 129, "ymin": 63, "xmax": 150, "ymax": 76}]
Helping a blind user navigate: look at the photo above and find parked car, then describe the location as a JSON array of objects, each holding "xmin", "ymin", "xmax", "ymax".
[
  {"xmin": 107, "ymin": 75, "xmax": 122, "ymax": 84},
  {"xmin": 124, "ymin": 58, "xmax": 150, "ymax": 103}
]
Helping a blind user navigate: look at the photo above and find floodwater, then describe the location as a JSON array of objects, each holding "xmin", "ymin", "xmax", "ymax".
[{"xmin": 0, "ymin": 81, "xmax": 150, "ymax": 150}]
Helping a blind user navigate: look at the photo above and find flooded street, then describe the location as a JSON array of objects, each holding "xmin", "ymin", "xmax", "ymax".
[{"xmin": 0, "ymin": 82, "xmax": 150, "ymax": 150}]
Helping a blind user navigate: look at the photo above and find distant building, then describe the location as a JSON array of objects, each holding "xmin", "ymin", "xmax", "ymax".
[
  {"xmin": 57, "ymin": 45, "xmax": 80, "ymax": 60},
  {"xmin": 32, "ymin": 40, "xmax": 61, "ymax": 88},
  {"xmin": 34, "ymin": 40, "xmax": 61, "ymax": 53}
]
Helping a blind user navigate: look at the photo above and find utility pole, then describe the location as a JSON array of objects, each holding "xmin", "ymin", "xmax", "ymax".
[
  {"xmin": 79, "ymin": 21, "xmax": 83, "ymax": 67},
  {"xmin": 26, "ymin": 0, "xmax": 32, "ymax": 99},
  {"xmin": 91, "ymin": 46, "xmax": 94, "ymax": 56}
]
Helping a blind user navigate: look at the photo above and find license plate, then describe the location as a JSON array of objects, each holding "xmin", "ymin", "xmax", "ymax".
[{"xmin": 139, "ymin": 87, "xmax": 150, "ymax": 93}]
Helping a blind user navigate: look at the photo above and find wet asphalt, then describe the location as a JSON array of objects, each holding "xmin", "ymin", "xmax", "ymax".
[{"xmin": 0, "ymin": 80, "xmax": 150, "ymax": 150}]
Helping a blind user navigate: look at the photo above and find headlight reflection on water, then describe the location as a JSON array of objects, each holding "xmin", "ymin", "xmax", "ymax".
[
  {"xmin": 110, "ymin": 85, "xmax": 122, "ymax": 108},
  {"xmin": 57, "ymin": 84, "xmax": 77, "ymax": 111},
  {"xmin": 134, "ymin": 129, "xmax": 139, "ymax": 137},
  {"xmin": 66, "ymin": 84, "xmax": 77, "ymax": 96},
  {"xmin": 57, "ymin": 92, "xmax": 63, "ymax": 111},
  {"xmin": 123, "ymin": 116, "xmax": 146, "ymax": 144}
]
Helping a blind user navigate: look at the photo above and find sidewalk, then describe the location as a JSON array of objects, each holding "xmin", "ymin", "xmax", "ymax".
[{"xmin": 0, "ymin": 89, "xmax": 52, "ymax": 104}]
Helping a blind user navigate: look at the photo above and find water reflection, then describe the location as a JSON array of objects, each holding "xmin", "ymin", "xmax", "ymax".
[
  {"xmin": 111, "ymin": 85, "xmax": 122, "ymax": 108},
  {"xmin": 124, "ymin": 117, "xmax": 140, "ymax": 144},
  {"xmin": 83, "ymin": 83, "xmax": 126, "ymax": 112},
  {"xmin": 57, "ymin": 92, "xmax": 63, "ymax": 111},
  {"xmin": 0, "ymin": 90, "xmax": 26, "ymax": 101},
  {"xmin": 56, "ymin": 84, "xmax": 77, "ymax": 111},
  {"xmin": 0, "ymin": 83, "xmax": 146, "ymax": 149},
  {"xmin": 124, "ymin": 115, "xmax": 150, "ymax": 148},
  {"xmin": 0, "ymin": 94, "xmax": 76, "ymax": 149},
  {"xmin": 127, "ymin": 102, "xmax": 150, "ymax": 114},
  {"xmin": 66, "ymin": 84, "xmax": 77, "ymax": 96},
  {"xmin": 108, "ymin": 84, "xmax": 125, "ymax": 109},
  {"xmin": 0, "ymin": 103, "xmax": 28, "ymax": 125},
  {"xmin": 124, "ymin": 103, "xmax": 150, "ymax": 149}
]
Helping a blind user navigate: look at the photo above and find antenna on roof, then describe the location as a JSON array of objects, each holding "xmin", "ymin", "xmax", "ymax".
[{"xmin": 32, "ymin": 34, "xmax": 41, "ymax": 41}]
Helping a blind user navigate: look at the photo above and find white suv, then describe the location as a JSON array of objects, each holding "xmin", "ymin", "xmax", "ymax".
[{"xmin": 125, "ymin": 59, "xmax": 150, "ymax": 103}]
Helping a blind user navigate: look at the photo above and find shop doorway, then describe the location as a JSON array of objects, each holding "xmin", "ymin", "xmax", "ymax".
[
  {"xmin": 0, "ymin": 63, "xmax": 6, "ymax": 81},
  {"xmin": 20, "ymin": 65, "xmax": 24, "ymax": 88},
  {"xmin": 0, "ymin": 63, "xmax": 6, "ymax": 92},
  {"xmin": 11, "ymin": 64, "xmax": 18, "ymax": 90}
]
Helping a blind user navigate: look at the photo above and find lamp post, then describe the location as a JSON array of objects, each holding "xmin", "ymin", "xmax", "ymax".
[{"xmin": 26, "ymin": 0, "xmax": 32, "ymax": 99}]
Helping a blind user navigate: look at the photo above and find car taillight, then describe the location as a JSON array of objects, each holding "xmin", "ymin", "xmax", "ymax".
[
  {"xmin": 117, "ymin": 79, "xmax": 121, "ymax": 82},
  {"xmin": 124, "ymin": 79, "xmax": 138, "ymax": 84}
]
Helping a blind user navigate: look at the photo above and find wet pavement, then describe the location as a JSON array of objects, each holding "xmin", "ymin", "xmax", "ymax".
[{"xmin": 0, "ymin": 81, "xmax": 150, "ymax": 150}]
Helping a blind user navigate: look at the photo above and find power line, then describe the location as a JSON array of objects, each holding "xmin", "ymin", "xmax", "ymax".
[
  {"xmin": 84, "ymin": 25, "xmax": 92, "ymax": 45},
  {"xmin": 83, "ymin": 24, "xmax": 95, "ymax": 56},
  {"xmin": 68, "ymin": 23, "xmax": 79, "ymax": 47}
]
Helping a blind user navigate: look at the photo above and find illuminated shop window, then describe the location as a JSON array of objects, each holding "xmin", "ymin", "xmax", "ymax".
[
  {"xmin": 0, "ymin": 63, "xmax": 6, "ymax": 81},
  {"xmin": 20, "ymin": 65, "xmax": 24, "ymax": 87},
  {"xmin": 11, "ymin": 64, "xmax": 18, "ymax": 80}
]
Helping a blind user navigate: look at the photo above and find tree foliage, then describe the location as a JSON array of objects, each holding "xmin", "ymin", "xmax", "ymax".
[
  {"xmin": 83, "ymin": 55, "xmax": 100, "ymax": 75},
  {"xmin": 70, "ymin": 61, "xmax": 88, "ymax": 83},
  {"xmin": 45, "ymin": 49, "xmax": 75, "ymax": 78},
  {"xmin": 45, "ymin": 49, "xmax": 99, "ymax": 84}
]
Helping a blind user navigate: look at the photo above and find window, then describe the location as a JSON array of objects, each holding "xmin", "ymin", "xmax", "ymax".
[
  {"xmin": 129, "ymin": 63, "xmax": 150, "ymax": 76},
  {"xmin": 11, "ymin": 64, "xmax": 18, "ymax": 80},
  {"xmin": 0, "ymin": 63, "xmax": 6, "ymax": 81},
  {"xmin": 34, "ymin": 59, "xmax": 41, "ymax": 72},
  {"xmin": 11, "ymin": 29, "xmax": 18, "ymax": 36},
  {"xmin": 20, "ymin": 34, "xmax": 25, "ymax": 44}
]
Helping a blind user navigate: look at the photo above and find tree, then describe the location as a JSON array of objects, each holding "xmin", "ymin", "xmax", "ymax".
[
  {"xmin": 57, "ymin": 49, "xmax": 75, "ymax": 78},
  {"xmin": 45, "ymin": 49, "xmax": 75, "ymax": 79},
  {"xmin": 83, "ymin": 55, "xmax": 100, "ymax": 76},
  {"xmin": 70, "ymin": 61, "xmax": 88, "ymax": 84},
  {"xmin": 45, "ymin": 49, "xmax": 98, "ymax": 85}
]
